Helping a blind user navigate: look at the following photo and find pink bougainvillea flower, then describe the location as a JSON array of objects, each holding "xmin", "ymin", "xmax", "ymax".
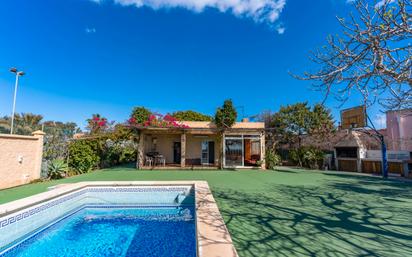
[
  {"xmin": 164, "ymin": 114, "xmax": 176, "ymax": 122},
  {"xmin": 148, "ymin": 115, "xmax": 156, "ymax": 122},
  {"xmin": 128, "ymin": 117, "xmax": 136, "ymax": 124}
]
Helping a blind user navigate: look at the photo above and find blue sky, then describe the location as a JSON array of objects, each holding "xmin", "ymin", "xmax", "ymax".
[{"xmin": 0, "ymin": 0, "xmax": 386, "ymax": 129}]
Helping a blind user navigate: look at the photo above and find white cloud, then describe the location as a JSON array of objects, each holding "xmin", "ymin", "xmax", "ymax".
[
  {"xmin": 85, "ymin": 27, "xmax": 97, "ymax": 33},
  {"xmin": 91, "ymin": 0, "xmax": 286, "ymax": 29},
  {"xmin": 275, "ymin": 23, "xmax": 285, "ymax": 34}
]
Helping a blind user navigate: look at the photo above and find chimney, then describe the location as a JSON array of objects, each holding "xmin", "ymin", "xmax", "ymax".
[{"xmin": 241, "ymin": 118, "xmax": 249, "ymax": 122}]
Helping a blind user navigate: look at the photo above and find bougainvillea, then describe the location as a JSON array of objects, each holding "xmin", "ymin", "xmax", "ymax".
[
  {"xmin": 87, "ymin": 114, "xmax": 112, "ymax": 134},
  {"xmin": 130, "ymin": 107, "xmax": 151, "ymax": 124},
  {"xmin": 128, "ymin": 113, "xmax": 190, "ymax": 129}
]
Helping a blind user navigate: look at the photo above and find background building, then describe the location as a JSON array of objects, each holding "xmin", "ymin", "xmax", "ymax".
[{"xmin": 386, "ymin": 109, "xmax": 412, "ymax": 152}]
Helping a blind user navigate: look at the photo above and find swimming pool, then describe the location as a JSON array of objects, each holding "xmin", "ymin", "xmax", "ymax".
[
  {"xmin": 0, "ymin": 182, "xmax": 238, "ymax": 257},
  {"xmin": 2, "ymin": 206, "xmax": 196, "ymax": 257}
]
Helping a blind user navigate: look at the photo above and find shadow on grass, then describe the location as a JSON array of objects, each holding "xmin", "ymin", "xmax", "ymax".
[
  {"xmin": 324, "ymin": 173, "xmax": 412, "ymax": 198},
  {"xmin": 273, "ymin": 169, "xmax": 298, "ymax": 173},
  {"xmin": 213, "ymin": 181, "xmax": 412, "ymax": 257}
]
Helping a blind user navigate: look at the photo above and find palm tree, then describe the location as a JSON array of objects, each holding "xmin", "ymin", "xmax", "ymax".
[
  {"xmin": 0, "ymin": 113, "xmax": 43, "ymax": 135},
  {"xmin": 17, "ymin": 113, "xmax": 43, "ymax": 134},
  {"xmin": 0, "ymin": 116, "xmax": 11, "ymax": 133}
]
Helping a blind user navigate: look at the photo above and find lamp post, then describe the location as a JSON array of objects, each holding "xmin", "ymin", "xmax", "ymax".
[{"xmin": 10, "ymin": 67, "xmax": 25, "ymax": 134}]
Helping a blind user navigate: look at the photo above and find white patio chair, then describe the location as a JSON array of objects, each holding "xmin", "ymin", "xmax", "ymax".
[
  {"xmin": 155, "ymin": 155, "xmax": 166, "ymax": 167},
  {"xmin": 145, "ymin": 156, "xmax": 154, "ymax": 167}
]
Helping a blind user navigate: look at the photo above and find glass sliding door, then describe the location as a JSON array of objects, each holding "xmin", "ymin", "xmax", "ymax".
[
  {"xmin": 224, "ymin": 135, "xmax": 262, "ymax": 168},
  {"xmin": 224, "ymin": 137, "xmax": 243, "ymax": 167}
]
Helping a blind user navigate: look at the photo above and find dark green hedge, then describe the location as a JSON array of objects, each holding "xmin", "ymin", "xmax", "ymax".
[{"xmin": 68, "ymin": 126, "xmax": 138, "ymax": 174}]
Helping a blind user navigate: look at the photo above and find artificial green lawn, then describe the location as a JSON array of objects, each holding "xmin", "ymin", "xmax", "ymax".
[{"xmin": 1, "ymin": 166, "xmax": 412, "ymax": 257}]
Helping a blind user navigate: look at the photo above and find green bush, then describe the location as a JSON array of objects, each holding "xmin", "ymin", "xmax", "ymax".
[
  {"xmin": 304, "ymin": 147, "xmax": 325, "ymax": 169},
  {"xmin": 215, "ymin": 99, "xmax": 237, "ymax": 128},
  {"xmin": 48, "ymin": 159, "xmax": 69, "ymax": 179},
  {"xmin": 68, "ymin": 126, "xmax": 138, "ymax": 173},
  {"xmin": 265, "ymin": 149, "xmax": 282, "ymax": 170},
  {"xmin": 289, "ymin": 147, "xmax": 306, "ymax": 167},
  {"xmin": 100, "ymin": 139, "xmax": 137, "ymax": 168},
  {"xmin": 290, "ymin": 146, "xmax": 324, "ymax": 169},
  {"xmin": 68, "ymin": 140, "xmax": 100, "ymax": 173},
  {"xmin": 172, "ymin": 110, "xmax": 212, "ymax": 121}
]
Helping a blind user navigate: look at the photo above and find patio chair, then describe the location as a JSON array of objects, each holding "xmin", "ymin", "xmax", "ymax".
[
  {"xmin": 145, "ymin": 156, "xmax": 154, "ymax": 167},
  {"xmin": 155, "ymin": 155, "xmax": 166, "ymax": 167}
]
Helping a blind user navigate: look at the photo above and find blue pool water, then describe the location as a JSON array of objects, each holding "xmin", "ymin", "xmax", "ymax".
[{"xmin": 2, "ymin": 206, "xmax": 196, "ymax": 257}]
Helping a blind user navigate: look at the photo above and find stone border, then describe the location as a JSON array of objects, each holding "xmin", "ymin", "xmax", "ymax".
[{"xmin": 0, "ymin": 181, "xmax": 238, "ymax": 257}]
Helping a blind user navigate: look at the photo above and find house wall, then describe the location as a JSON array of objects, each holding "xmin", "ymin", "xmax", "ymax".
[
  {"xmin": 386, "ymin": 110, "xmax": 412, "ymax": 151},
  {"xmin": 0, "ymin": 131, "xmax": 45, "ymax": 189},
  {"xmin": 186, "ymin": 134, "xmax": 220, "ymax": 165}
]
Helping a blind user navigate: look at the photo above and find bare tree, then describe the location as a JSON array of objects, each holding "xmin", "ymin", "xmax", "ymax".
[{"xmin": 295, "ymin": 0, "xmax": 411, "ymax": 110}]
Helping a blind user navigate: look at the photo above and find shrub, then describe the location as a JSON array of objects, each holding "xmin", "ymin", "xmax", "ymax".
[
  {"xmin": 303, "ymin": 147, "xmax": 325, "ymax": 169},
  {"xmin": 68, "ymin": 140, "xmax": 100, "ymax": 173},
  {"xmin": 265, "ymin": 149, "xmax": 282, "ymax": 170},
  {"xmin": 289, "ymin": 147, "xmax": 306, "ymax": 167},
  {"xmin": 48, "ymin": 159, "xmax": 69, "ymax": 179},
  {"xmin": 101, "ymin": 139, "xmax": 137, "ymax": 168},
  {"xmin": 68, "ymin": 125, "xmax": 138, "ymax": 172},
  {"xmin": 172, "ymin": 110, "xmax": 212, "ymax": 121},
  {"xmin": 290, "ymin": 146, "xmax": 324, "ymax": 169}
]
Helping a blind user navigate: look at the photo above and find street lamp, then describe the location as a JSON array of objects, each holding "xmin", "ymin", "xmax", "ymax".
[{"xmin": 10, "ymin": 67, "xmax": 25, "ymax": 134}]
